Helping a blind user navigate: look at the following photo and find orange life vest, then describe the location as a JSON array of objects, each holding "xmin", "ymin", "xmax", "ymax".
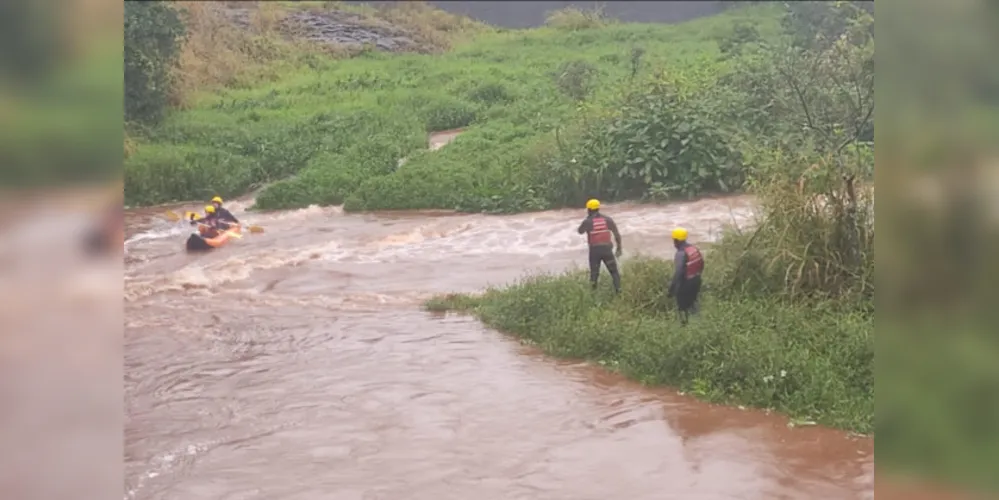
[
  {"xmin": 588, "ymin": 216, "xmax": 613, "ymax": 246},
  {"xmin": 683, "ymin": 244, "xmax": 704, "ymax": 279}
]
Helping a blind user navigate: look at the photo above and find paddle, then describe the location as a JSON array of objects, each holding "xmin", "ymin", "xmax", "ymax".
[{"xmin": 165, "ymin": 210, "xmax": 264, "ymax": 233}]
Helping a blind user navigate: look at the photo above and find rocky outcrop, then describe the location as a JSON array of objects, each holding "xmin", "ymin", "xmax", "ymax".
[
  {"xmin": 223, "ymin": 6, "xmax": 420, "ymax": 53},
  {"xmin": 281, "ymin": 10, "xmax": 419, "ymax": 52}
]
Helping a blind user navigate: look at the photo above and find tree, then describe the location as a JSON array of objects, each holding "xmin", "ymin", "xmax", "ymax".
[
  {"xmin": 718, "ymin": 1, "xmax": 875, "ymax": 302},
  {"xmin": 727, "ymin": 1, "xmax": 874, "ymax": 162},
  {"xmin": 124, "ymin": 2, "xmax": 186, "ymax": 127}
]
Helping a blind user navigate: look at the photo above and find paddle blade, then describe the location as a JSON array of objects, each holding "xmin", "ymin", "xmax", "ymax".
[
  {"xmin": 248, "ymin": 225, "xmax": 264, "ymax": 233},
  {"xmin": 164, "ymin": 210, "xmax": 181, "ymax": 222}
]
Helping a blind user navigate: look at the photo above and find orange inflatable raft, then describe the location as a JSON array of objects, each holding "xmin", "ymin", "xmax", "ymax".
[{"xmin": 185, "ymin": 223, "xmax": 242, "ymax": 252}]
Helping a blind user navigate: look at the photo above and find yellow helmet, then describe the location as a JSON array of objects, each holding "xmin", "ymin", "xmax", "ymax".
[
  {"xmin": 586, "ymin": 199, "xmax": 600, "ymax": 210},
  {"xmin": 205, "ymin": 205, "xmax": 216, "ymax": 214},
  {"xmin": 211, "ymin": 196, "xmax": 223, "ymax": 204},
  {"xmin": 671, "ymin": 227, "xmax": 688, "ymax": 241}
]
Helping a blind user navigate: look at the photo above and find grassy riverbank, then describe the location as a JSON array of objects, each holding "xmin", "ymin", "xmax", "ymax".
[
  {"xmin": 423, "ymin": 149, "xmax": 876, "ymax": 434},
  {"xmin": 426, "ymin": 242, "xmax": 873, "ymax": 434},
  {"xmin": 124, "ymin": 3, "xmax": 785, "ymax": 210}
]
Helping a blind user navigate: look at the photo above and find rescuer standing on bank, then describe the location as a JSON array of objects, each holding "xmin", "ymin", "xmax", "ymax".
[
  {"xmin": 577, "ymin": 199, "xmax": 623, "ymax": 293},
  {"xmin": 668, "ymin": 227, "xmax": 704, "ymax": 324}
]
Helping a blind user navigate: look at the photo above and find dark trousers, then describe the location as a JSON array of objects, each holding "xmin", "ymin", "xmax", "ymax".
[
  {"xmin": 588, "ymin": 245, "xmax": 620, "ymax": 292},
  {"xmin": 676, "ymin": 275, "xmax": 702, "ymax": 324}
]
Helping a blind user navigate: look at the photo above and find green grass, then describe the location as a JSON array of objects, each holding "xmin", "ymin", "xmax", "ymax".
[
  {"xmin": 124, "ymin": 4, "xmax": 785, "ymax": 209},
  {"xmin": 426, "ymin": 255, "xmax": 873, "ymax": 434}
]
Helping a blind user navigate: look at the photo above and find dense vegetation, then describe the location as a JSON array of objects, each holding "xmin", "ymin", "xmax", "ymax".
[
  {"xmin": 124, "ymin": 0, "xmax": 491, "ymax": 205},
  {"xmin": 124, "ymin": 2, "xmax": 800, "ymax": 210},
  {"xmin": 427, "ymin": 0, "xmax": 874, "ymax": 434}
]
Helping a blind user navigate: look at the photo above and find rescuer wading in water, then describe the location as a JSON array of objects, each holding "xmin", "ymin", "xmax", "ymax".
[
  {"xmin": 577, "ymin": 199, "xmax": 623, "ymax": 293},
  {"xmin": 668, "ymin": 227, "xmax": 704, "ymax": 325}
]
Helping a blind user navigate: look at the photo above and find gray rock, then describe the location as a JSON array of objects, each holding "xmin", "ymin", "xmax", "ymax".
[{"xmin": 220, "ymin": 5, "xmax": 420, "ymax": 53}]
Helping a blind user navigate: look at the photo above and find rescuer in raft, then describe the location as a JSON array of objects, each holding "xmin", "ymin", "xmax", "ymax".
[
  {"xmin": 576, "ymin": 199, "xmax": 623, "ymax": 293},
  {"xmin": 667, "ymin": 227, "xmax": 705, "ymax": 325},
  {"xmin": 189, "ymin": 205, "xmax": 232, "ymax": 233},
  {"xmin": 209, "ymin": 196, "xmax": 240, "ymax": 225}
]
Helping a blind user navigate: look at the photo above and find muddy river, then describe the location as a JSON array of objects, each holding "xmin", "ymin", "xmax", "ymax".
[{"xmin": 122, "ymin": 196, "xmax": 875, "ymax": 500}]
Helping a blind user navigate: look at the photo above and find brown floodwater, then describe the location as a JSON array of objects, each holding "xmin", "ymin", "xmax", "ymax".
[{"xmin": 123, "ymin": 195, "xmax": 877, "ymax": 500}]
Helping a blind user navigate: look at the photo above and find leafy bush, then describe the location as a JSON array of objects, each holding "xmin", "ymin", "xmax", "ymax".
[
  {"xmin": 712, "ymin": 149, "xmax": 874, "ymax": 306},
  {"xmin": 552, "ymin": 60, "xmax": 599, "ymax": 102},
  {"xmin": 535, "ymin": 76, "xmax": 744, "ymax": 207},
  {"xmin": 126, "ymin": 3, "xmax": 801, "ymax": 211},
  {"xmin": 717, "ymin": 21, "xmax": 762, "ymax": 57},
  {"xmin": 544, "ymin": 5, "xmax": 614, "ymax": 31},
  {"xmin": 124, "ymin": 2, "xmax": 186, "ymax": 126},
  {"xmin": 722, "ymin": 1, "xmax": 874, "ymax": 154},
  {"xmin": 707, "ymin": 1, "xmax": 874, "ymax": 307}
]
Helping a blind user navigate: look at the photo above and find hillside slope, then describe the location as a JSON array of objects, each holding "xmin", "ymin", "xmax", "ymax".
[{"xmin": 125, "ymin": 3, "xmax": 784, "ymax": 211}]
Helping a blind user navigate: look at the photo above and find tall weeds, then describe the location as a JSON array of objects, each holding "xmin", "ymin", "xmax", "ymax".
[
  {"xmin": 715, "ymin": 149, "xmax": 874, "ymax": 307},
  {"xmin": 170, "ymin": 2, "xmax": 302, "ymax": 108}
]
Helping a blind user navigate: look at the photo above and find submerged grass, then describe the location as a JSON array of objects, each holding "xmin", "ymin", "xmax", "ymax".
[{"xmin": 427, "ymin": 255, "xmax": 873, "ymax": 434}]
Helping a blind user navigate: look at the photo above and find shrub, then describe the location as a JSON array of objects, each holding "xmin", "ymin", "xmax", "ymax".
[
  {"xmin": 713, "ymin": 148, "xmax": 874, "ymax": 306},
  {"xmin": 544, "ymin": 5, "xmax": 614, "ymax": 31},
  {"xmin": 716, "ymin": 21, "xmax": 762, "ymax": 57},
  {"xmin": 535, "ymin": 76, "xmax": 744, "ymax": 207},
  {"xmin": 124, "ymin": 2, "xmax": 186, "ymax": 126},
  {"xmin": 552, "ymin": 60, "xmax": 599, "ymax": 102}
]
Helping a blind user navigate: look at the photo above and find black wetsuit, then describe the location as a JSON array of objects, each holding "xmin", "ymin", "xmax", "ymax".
[
  {"xmin": 577, "ymin": 210, "xmax": 622, "ymax": 293},
  {"xmin": 669, "ymin": 241, "xmax": 705, "ymax": 324},
  {"xmin": 214, "ymin": 205, "xmax": 239, "ymax": 224},
  {"xmin": 191, "ymin": 213, "xmax": 231, "ymax": 233}
]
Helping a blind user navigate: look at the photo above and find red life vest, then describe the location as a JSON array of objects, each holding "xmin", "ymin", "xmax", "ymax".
[
  {"xmin": 588, "ymin": 216, "xmax": 613, "ymax": 246},
  {"xmin": 683, "ymin": 244, "xmax": 704, "ymax": 279}
]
